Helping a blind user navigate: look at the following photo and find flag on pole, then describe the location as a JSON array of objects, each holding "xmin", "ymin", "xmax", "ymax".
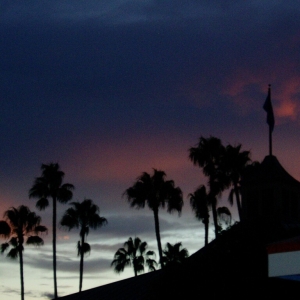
[{"xmin": 263, "ymin": 85, "xmax": 275, "ymax": 132}]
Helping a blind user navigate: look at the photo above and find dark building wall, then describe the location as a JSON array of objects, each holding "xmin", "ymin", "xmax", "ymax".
[{"xmin": 241, "ymin": 155, "xmax": 300, "ymax": 226}]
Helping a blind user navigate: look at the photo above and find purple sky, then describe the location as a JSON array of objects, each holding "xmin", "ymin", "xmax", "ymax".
[{"xmin": 1, "ymin": 1, "xmax": 300, "ymax": 299}]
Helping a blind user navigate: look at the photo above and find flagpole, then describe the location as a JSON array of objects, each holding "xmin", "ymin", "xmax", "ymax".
[
  {"xmin": 268, "ymin": 84, "xmax": 272, "ymax": 156},
  {"xmin": 269, "ymin": 117, "xmax": 272, "ymax": 156}
]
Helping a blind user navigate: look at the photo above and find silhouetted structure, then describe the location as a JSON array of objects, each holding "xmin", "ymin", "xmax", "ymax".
[{"xmin": 241, "ymin": 155, "xmax": 300, "ymax": 238}]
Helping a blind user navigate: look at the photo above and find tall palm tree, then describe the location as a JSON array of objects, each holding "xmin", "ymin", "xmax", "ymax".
[
  {"xmin": 29, "ymin": 163, "xmax": 74, "ymax": 299},
  {"xmin": 0, "ymin": 205, "xmax": 47, "ymax": 300},
  {"xmin": 188, "ymin": 185, "xmax": 210, "ymax": 246},
  {"xmin": 222, "ymin": 144, "xmax": 251, "ymax": 221},
  {"xmin": 161, "ymin": 242, "xmax": 189, "ymax": 267},
  {"xmin": 111, "ymin": 237, "xmax": 157, "ymax": 277},
  {"xmin": 60, "ymin": 199, "xmax": 107, "ymax": 292},
  {"xmin": 124, "ymin": 169, "xmax": 183, "ymax": 268},
  {"xmin": 189, "ymin": 136, "xmax": 230, "ymax": 239}
]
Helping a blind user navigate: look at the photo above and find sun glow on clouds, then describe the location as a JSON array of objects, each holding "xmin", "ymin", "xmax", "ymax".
[
  {"xmin": 65, "ymin": 133, "xmax": 199, "ymax": 186},
  {"xmin": 58, "ymin": 235, "xmax": 70, "ymax": 241},
  {"xmin": 275, "ymin": 78, "xmax": 300, "ymax": 121},
  {"xmin": 222, "ymin": 70, "xmax": 300, "ymax": 121}
]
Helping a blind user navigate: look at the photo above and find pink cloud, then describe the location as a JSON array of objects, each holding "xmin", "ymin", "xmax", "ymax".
[
  {"xmin": 221, "ymin": 66, "xmax": 300, "ymax": 121},
  {"xmin": 275, "ymin": 77, "xmax": 300, "ymax": 120},
  {"xmin": 63, "ymin": 133, "xmax": 202, "ymax": 193}
]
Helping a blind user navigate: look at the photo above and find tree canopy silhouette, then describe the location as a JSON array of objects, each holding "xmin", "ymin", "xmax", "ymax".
[
  {"xmin": 161, "ymin": 242, "xmax": 189, "ymax": 268},
  {"xmin": 111, "ymin": 237, "xmax": 157, "ymax": 277}
]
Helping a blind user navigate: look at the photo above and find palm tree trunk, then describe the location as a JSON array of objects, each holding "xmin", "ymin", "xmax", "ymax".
[
  {"xmin": 133, "ymin": 261, "xmax": 137, "ymax": 277},
  {"xmin": 79, "ymin": 236, "xmax": 84, "ymax": 292},
  {"xmin": 19, "ymin": 246, "xmax": 24, "ymax": 300},
  {"xmin": 234, "ymin": 183, "xmax": 242, "ymax": 221},
  {"xmin": 53, "ymin": 197, "xmax": 58, "ymax": 299},
  {"xmin": 153, "ymin": 208, "xmax": 164, "ymax": 269},
  {"xmin": 211, "ymin": 197, "xmax": 219, "ymax": 239},
  {"xmin": 203, "ymin": 219, "xmax": 209, "ymax": 246}
]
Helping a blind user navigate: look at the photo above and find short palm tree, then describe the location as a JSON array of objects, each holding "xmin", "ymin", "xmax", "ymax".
[
  {"xmin": 222, "ymin": 144, "xmax": 251, "ymax": 221},
  {"xmin": 161, "ymin": 242, "xmax": 189, "ymax": 267},
  {"xmin": 111, "ymin": 237, "xmax": 157, "ymax": 277},
  {"xmin": 29, "ymin": 163, "xmax": 74, "ymax": 299},
  {"xmin": 189, "ymin": 185, "xmax": 210, "ymax": 246},
  {"xmin": 60, "ymin": 199, "xmax": 107, "ymax": 292},
  {"xmin": 189, "ymin": 136, "xmax": 230, "ymax": 239},
  {"xmin": 124, "ymin": 169, "xmax": 183, "ymax": 268},
  {"xmin": 0, "ymin": 205, "xmax": 47, "ymax": 300}
]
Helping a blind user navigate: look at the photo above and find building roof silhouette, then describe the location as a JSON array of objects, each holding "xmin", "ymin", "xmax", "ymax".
[
  {"xmin": 243, "ymin": 155, "xmax": 300, "ymax": 186},
  {"xmin": 56, "ymin": 222, "xmax": 300, "ymax": 300}
]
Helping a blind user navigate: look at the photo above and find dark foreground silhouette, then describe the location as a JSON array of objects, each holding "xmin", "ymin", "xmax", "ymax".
[{"xmin": 56, "ymin": 222, "xmax": 300, "ymax": 300}]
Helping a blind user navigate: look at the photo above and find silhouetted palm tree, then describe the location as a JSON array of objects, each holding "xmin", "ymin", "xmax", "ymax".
[
  {"xmin": 0, "ymin": 205, "xmax": 47, "ymax": 300},
  {"xmin": 189, "ymin": 185, "xmax": 210, "ymax": 246},
  {"xmin": 161, "ymin": 242, "xmax": 189, "ymax": 267},
  {"xmin": 189, "ymin": 136, "xmax": 230, "ymax": 238},
  {"xmin": 124, "ymin": 169, "xmax": 183, "ymax": 268},
  {"xmin": 111, "ymin": 237, "xmax": 157, "ymax": 277},
  {"xmin": 29, "ymin": 163, "xmax": 74, "ymax": 299},
  {"xmin": 60, "ymin": 199, "xmax": 107, "ymax": 292},
  {"xmin": 222, "ymin": 144, "xmax": 251, "ymax": 221}
]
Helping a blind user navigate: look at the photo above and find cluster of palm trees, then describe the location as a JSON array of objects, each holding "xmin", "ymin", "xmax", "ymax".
[
  {"xmin": 0, "ymin": 163, "xmax": 107, "ymax": 300},
  {"xmin": 111, "ymin": 237, "xmax": 189, "ymax": 277},
  {"xmin": 189, "ymin": 136, "xmax": 252, "ymax": 243},
  {"xmin": 0, "ymin": 135, "xmax": 252, "ymax": 300},
  {"xmin": 111, "ymin": 136, "xmax": 251, "ymax": 277}
]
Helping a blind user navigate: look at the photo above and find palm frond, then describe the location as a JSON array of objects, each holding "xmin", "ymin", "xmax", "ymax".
[
  {"xmin": 0, "ymin": 221, "xmax": 11, "ymax": 237},
  {"xmin": 29, "ymin": 177, "xmax": 49, "ymax": 199},
  {"xmin": 189, "ymin": 185, "xmax": 210, "ymax": 222},
  {"xmin": 1, "ymin": 242, "xmax": 9, "ymax": 253},
  {"xmin": 60, "ymin": 208, "xmax": 79, "ymax": 230},
  {"xmin": 7, "ymin": 247, "xmax": 18, "ymax": 259},
  {"xmin": 26, "ymin": 236, "xmax": 44, "ymax": 246},
  {"xmin": 111, "ymin": 247, "xmax": 131, "ymax": 273},
  {"xmin": 34, "ymin": 225, "xmax": 48, "ymax": 234},
  {"xmin": 9, "ymin": 237, "xmax": 18, "ymax": 247},
  {"xmin": 57, "ymin": 184, "xmax": 75, "ymax": 203},
  {"xmin": 36, "ymin": 198, "xmax": 49, "ymax": 211},
  {"xmin": 82, "ymin": 242, "xmax": 91, "ymax": 255}
]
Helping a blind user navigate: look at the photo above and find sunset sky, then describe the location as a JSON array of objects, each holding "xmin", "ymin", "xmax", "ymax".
[{"xmin": 1, "ymin": 1, "xmax": 300, "ymax": 299}]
